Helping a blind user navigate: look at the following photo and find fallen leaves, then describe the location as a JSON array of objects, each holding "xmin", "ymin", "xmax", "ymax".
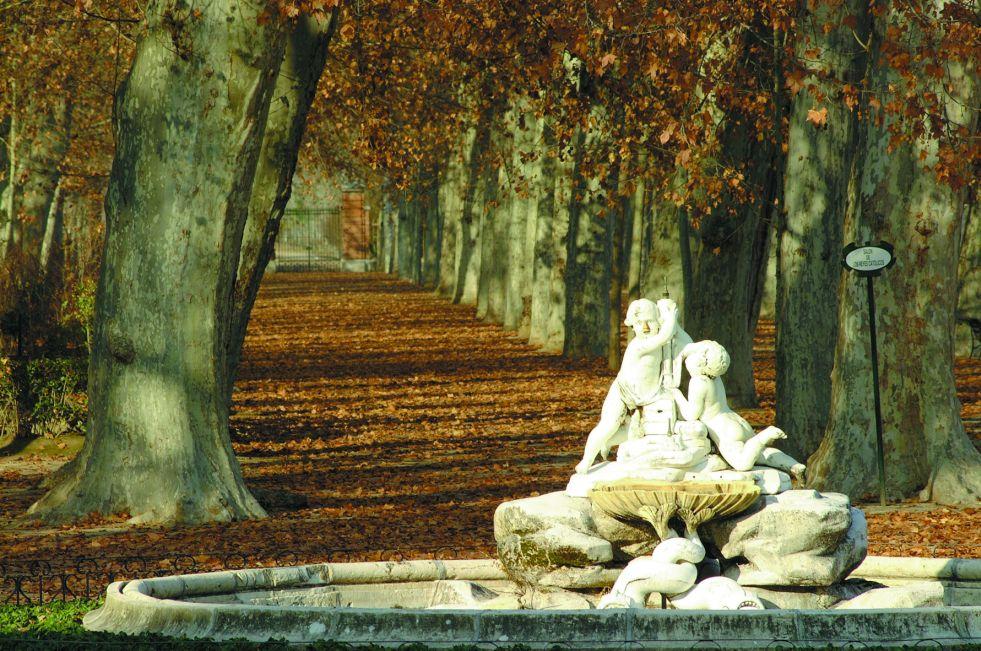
[{"xmin": 0, "ymin": 272, "xmax": 978, "ymax": 575}]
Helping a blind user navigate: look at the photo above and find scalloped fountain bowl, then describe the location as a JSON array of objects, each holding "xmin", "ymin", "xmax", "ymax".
[{"xmin": 590, "ymin": 479, "xmax": 761, "ymax": 540}]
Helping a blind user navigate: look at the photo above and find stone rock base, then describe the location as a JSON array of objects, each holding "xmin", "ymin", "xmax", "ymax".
[{"xmin": 495, "ymin": 489, "xmax": 867, "ymax": 590}]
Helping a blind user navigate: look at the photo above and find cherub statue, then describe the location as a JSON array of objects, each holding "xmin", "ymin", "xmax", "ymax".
[
  {"xmin": 671, "ymin": 340, "xmax": 806, "ymax": 481},
  {"xmin": 575, "ymin": 298, "xmax": 693, "ymax": 474}
]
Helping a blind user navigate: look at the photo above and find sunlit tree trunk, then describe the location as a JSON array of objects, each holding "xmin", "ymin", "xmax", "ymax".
[
  {"xmin": 809, "ymin": 4, "xmax": 981, "ymax": 504},
  {"xmin": 437, "ymin": 150, "xmax": 463, "ymax": 297},
  {"xmin": 30, "ymin": 0, "xmax": 287, "ymax": 525},
  {"xmin": 227, "ymin": 12, "xmax": 337, "ymax": 396},
  {"xmin": 476, "ymin": 124, "xmax": 508, "ymax": 323},
  {"xmin": 776, "ymin": 0, "xmax": 869, "ymax": 459},
  {"xmin": 640, "ymin": 177, "xmax": 688, "ymax": 314},
  {"xmin": 542, "ymin": 134, "xmax": 580, "ymax": 353},
  {"xmin": 452, "ymin": 111, "xmax": 490, "ymax": 305},
  {"xmin": 528, "ymin": 122, "xmax": 557, "ymax": 347}
]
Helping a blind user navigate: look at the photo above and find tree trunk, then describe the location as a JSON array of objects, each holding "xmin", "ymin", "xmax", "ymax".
[
  {"xmin": 607, "ymin": 168, "xmax": 625, "ymax": 370},
  {"xmin": 476, "ymin": 125, "xmax": 508, "ymax": 323},
  {"xmin": 542, "ymin": 133, "xmax": 580, "ymax": 353},
  {"xmin": 29, "ymin": 0, "xmax": 287, "ymax": 525},
  {"xmin": 382, "ymin": 195, "xmax": 397, "ymax": 274},
  {"xmin": 528, "ymin": 121, "xmax": 557, "ymax": 347},
  {"xmin": 5, "ymin": 95, "xmax": 72, "ymax": 263},
  {"xmin": 955, "ymin": 201, "xmax": 979, "ymax": 357},
  {"xmin": 809, "ymin": 5, "xmax": 981, "ymax": 505},
  {"xmin": 437, "ymin": 149, "xmax": 463, "ymax": 296},
  {"xmin": 776, "ymin": 0, "xmax": 868, "ymax": 459},
  {"xmin": 452, "ymin": 112, "xmax": 490, "ymax": 305},
  {"xmin": 420, "ymin": 168, "xmax": 441, "ymax": 289},
  {"xmin": 564, "ymin": 122, "xmax": 611, "ymax": 359},
  {"xmin": 684, "ymin": 27, "xmax": 783, "ymax": 407},
  {"xmin": 396, "ymin": 192, "xmax": 416, "ymax": 281},
  {"xmin": 625, "ymin": 162, "xmax": 645, "ymax": 304},
  {"xmin": 640, "ymin": 180, "xmax": 688, "ymax": 313},
  {"xmin": 503, "ymin": 100, "xmax": 535, "ymax": 332},
  {"xmin": 227, "ymin": 12, "xmax": 337, "ymax": 396}
]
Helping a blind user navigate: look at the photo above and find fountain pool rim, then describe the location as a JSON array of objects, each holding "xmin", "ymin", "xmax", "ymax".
[{"xmin": 83, "ymin": 557, "xmax": 981, "ymax": 648}]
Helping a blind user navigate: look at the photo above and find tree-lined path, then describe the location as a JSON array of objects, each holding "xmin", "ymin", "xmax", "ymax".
[{"xmin": 1, "ymin": 272, "xmax": 979, "ymax": 570}]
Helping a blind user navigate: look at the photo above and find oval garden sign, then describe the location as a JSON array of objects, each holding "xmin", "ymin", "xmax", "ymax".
[
  {"xmin": 841, "ymin": 239, "xmax": 895, "ymax": 506},
  {"xmin": 842, "ymin": 241, "xmax": 895, "ymax": 276}
]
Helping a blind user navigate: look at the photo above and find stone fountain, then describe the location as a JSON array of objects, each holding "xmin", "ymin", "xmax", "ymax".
[{"xmin": 82, "ymin": 296, "xmax": 981, "ymax": 646}]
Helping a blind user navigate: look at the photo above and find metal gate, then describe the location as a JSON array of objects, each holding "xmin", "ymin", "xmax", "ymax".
[{"xmin": 273, "ymin": 208, "xmax": 343, "ymax": 271}]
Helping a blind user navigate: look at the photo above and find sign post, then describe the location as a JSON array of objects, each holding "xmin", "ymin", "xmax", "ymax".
[{"xmin": 842, "ymin": 241, "xmax": 895, "ymax": 506}]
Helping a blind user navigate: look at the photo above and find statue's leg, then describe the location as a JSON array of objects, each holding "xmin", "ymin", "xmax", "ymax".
[
  {"xmin": 712, "ymin": 416, "xmax": 769, "ymax": 472},
  {"xmin": 576, "ymin": 388, "xmax": 627, "ymax": 474},
  {"xmin": 759, "ymin": 447, "xmax": 806, "ymax": 482}
]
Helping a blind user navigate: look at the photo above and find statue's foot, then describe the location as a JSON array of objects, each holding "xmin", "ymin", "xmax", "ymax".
[
  {"xmin": 575, "ymin": 459, "xmax": 593, "ymax": 475},
  {"xmin": 790, "ymin": 464, "xmax": 807, "ymax": 485},
  {"xmin": 760, "ymin": 426, "xmax": 787, "ymax": 444}
]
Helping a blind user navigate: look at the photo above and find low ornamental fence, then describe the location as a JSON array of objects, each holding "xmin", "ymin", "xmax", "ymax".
[{"xmin": 1, "ymin": 544, "xmax": 497, "ymax": 606}]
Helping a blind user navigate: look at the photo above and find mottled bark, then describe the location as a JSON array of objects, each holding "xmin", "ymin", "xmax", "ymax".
[
  {"xmin": 476, "ymin": 124, "xmax": 508, "ymax": 323},
  {"xmin": 528, "ymin": 122, "xmax": 558, "ymax": 347},
  {"xmin": 542, "ymin": 135, "xmax": 580, "ymax": 353},
  {"xmin": 564, "ymin": 123, "xmax": 611, "ymax": 359},
  {"xmin": 30, "ymin": 0, "xmax": 287, "ymax": 525},
  {"xmin": 685, "ymin": 26, "xmax": 783, "ymax": 407},
  {"xmin": 227, "ymin": 12, "xmax": 337, "ymax": 396},
  {"xmin": 685, "ymin": 114, "xmax": 777, "ymax": 407},
  {"xmin": 809, "ymin": 5, "xmax": 981, "ymax": 505},
  {"xmin": 776, "ymin": 0, "xmax": 869, "ymax": 459},
  {"xmin": 3, "ymin": 94, "xmax": 72, "ymax": 263},
  {"xmin": 420, "ymin": 168, "xmax": 441, "ymax": 289},
  {"xmin": 452, "ymin": 111, "xmax": 491, "ymax": 305},
  {"xmin": 437, "ymin": 149, "xmax": 463, "ymax": 297},
  {"xmin": 640, "ymin": 179, "xmax": 688, "ymax": 314}
]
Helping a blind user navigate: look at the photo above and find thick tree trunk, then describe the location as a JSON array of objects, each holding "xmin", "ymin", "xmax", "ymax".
[
  {"xmin": 5, "ymin": 96, "xmax": 72, "ymax": 263},
  {"xmin": 542, "ymin": 134, "xmax": 580, "ymax": 353},
  {"xmin": 809, "ymin": 6, "xmax": 981, "ymax": 505},
  {"xmin": 476, "ymin": 125, "xmax": 508, "ymax": 323},
  {"xmin": 776, "ymin": 0, "xmax": 868, "ymax": 459},
  {"xmin": 528, "ymin": 122, "xmax": 557, "ymax": 347},
  {"xmin": 226, "ymin": 13, "xmax": 337, "ymax": 395},
  {"xmin": 420, "ymin": 168, "xmax": 441, "ymax": 289},
  {"xmin": 437, "ymin": 150, "xmax": 463, "ymax": 297},
  {"xmin": 503, "ymin": 100, "xmax": 536, "ymax": 332},
  {"xmin": 29, "ymin": 0, "xmax": 287, "ymax": 525},
  {"xmin": 685, "ymin": 27, "xmax": 783, "ymax": 407},
  {"xmin": 564, "ymin": 123, "xmax": 611, "ymax": 359},
  {"xmin": 685, "ymin": 118, "xmax": 776, "ymax": 407},
  {"xmin": 396, "ymin": 192, "xmax": 417, "ymax": 281},
  {"xmin": 640, "ymin": 180, "xmax": 688, "ymax": 313},
  {"xmin": 452, "ymin": 112, "xmax": 490, "ymax": 305}
]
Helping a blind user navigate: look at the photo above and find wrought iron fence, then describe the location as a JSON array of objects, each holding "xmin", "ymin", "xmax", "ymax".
[{"xmin": 273, "ymin": 208, "xmax": 344, "ymax": 271}]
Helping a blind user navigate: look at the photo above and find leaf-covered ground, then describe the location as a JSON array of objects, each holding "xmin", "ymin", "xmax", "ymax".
[{"xmin": 0, "ymin": 272, "xmax": 978, "ymax": 573}]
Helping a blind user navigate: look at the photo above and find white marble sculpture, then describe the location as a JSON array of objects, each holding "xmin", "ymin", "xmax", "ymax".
[
  {"xmin": 568, "ymin": 308, "xmax": 807, "ymax": 497},
  {"xmin": 598, "ymin": 534, "xmax": 763, "ymax": 610},
  {"xmin": 672, "ymin": 340, "xmax": 806, "ymax": 481},
  {"xmin": 575, "ymin": 298, "xmax": 693, "ymax": 474}
]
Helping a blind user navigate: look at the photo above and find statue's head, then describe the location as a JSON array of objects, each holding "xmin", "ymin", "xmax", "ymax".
[
  {"xmin": 624, "ymin": 299, "xmax": 657, "ymax": 334},
  {"xmin": 683, "ymin": 340, "xmax": 730, "ymax": 378}
]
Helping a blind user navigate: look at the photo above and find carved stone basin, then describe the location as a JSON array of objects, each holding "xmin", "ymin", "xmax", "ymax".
[{"xmin": 590, "ymin": 479, "xmax": 761, "ymax": 540}]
